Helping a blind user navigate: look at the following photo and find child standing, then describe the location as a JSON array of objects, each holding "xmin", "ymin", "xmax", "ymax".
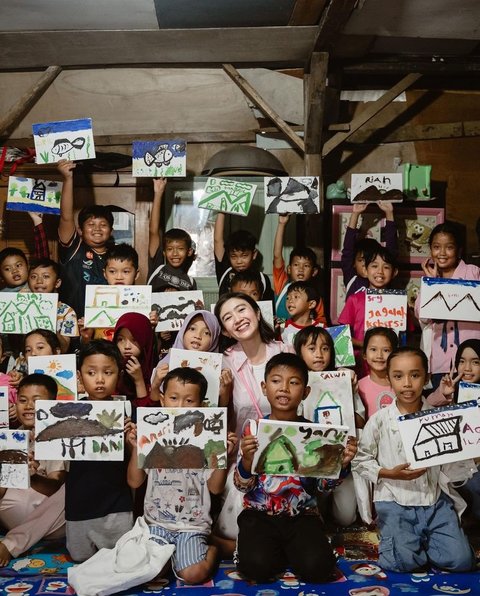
[
  {"xmin": 235, "ymin": 353, "xmax": 356, "ymax": 583},
  {"xmin": 352, "ymin": 346, "xmax": 475, "ymax": 573},
  {"xmin": 284, "ymin": 281, "xmax": 327, "ymax": 332},
  {"xmin": 128, "ymin": 367, "xmax": 236, "ymax": 584},
  {"xmin": 358, "ymin": 327, "xmax": 398, "ymax": 419},
  {"xmin": 230, "ymin": 270, "xmax": 263, "ymax": 301},
  {"xmin": 65, "ymin": 340, "xmax": 133, "ymax": 562}
]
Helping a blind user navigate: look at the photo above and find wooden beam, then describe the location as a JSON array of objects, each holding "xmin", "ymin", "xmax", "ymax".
[
  {"xmin": 322, "ymin": 73, "xmax": 422, "ymax": 156},
  {"xmin": 304, "ymin": 52, "xmax": 329, "ymax": 155},
  {"xmin": 341, "ymin": 59, "xmax": 480, "ymax": 76},
  {"xmin": 289, "ymin": 0, "xmax": 328, "ymax": 25},
  {"xmin": 222, "ymin": 64, "xmax": 305, "ymax": 152},
  {"xmin": 0, "ymin": 28, "xmax": 317, "ymax": 70},
  {"xmin": 0, "ymin": 66, "xmax": 61, "ymax": 138},
  {"xmin": 313, "ymin": 0, "xmax": 358, "ymax": 51}
]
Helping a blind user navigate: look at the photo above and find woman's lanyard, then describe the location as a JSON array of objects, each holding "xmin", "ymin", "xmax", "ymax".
[{"xmin": 239, "ymin": 366, "xmax": 264, "ymax": 419}]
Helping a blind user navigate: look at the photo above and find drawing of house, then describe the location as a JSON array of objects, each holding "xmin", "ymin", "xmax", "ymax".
[
  {"xmin": 92, "ymin": 287, "xmax": 121, "ymax": 308},
  {"xmin": 412, "ymin": 416, "xmax": 462, "ymax": 461},
  {"xmin": 256, "ymin": 435, "xmax": 298, "ymax": 474},
  {"xmin": 313, "ymin": 391, "xmax": 343, "ymax": 426},
  {"xmin": 31, "ymin": 181, "xmax": 46, "ymax": 202}
]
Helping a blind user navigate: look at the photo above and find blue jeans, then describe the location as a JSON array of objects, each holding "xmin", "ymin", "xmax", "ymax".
[{"xmin": 375, "ymin": 494, "xmax": 474, "ymax": 573}]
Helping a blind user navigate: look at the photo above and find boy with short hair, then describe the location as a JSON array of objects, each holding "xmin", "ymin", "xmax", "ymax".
[
  {"xmin": 214, "ymin": 212, "xmax": 273, "ymax": 299},
  {"xmin": 234, "ymin": 352, "xmax": 356, "ymax": 583},
  {"xmin": 353, "ymin": 346, "xmax": 475, "ymax": 573},
  {"xmin": 66, "ymin": 340, "xmax": 133, "ymax": 562},
  {"xmin": 147, "ymin": 178, "xmax": 197, "ymax": 292},
  {"xmin": 229, "ymin": 270, "xmax": 263, "ymax": 301},
  {"xmin": 128, "ymin": 367, "xmax": 236, "ymax": 584},
  {"xmin": 0, "ymin": 248, "xmax": 29, "ymax": 293},
  {"xmin": 0, "ymin": 373, "xmax": 65, "ymax": 567},
  {"xmin": 57, "ymin": 159, "xmax": 113, "ymax": 317},
  {"xmin": 284, "ymin": 281, "xmax": 326, "ymax": 332},
  {"xmin": 273, "ymin": 214, "xmax": 324, "ymax": 323}
]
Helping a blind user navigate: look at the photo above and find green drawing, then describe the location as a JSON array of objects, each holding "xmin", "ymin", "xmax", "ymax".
[
  {"xmin": 39, "ymin": 151, "xmax": 50, "ymax": 164},
  {"xmin": 96, "ymin": 409, "xmax": 123, "ymax": 429},
  {"xmin": 256, "ymin": 429, "xmax": 298, "ymax": 475},
  {"xmin": 8, "ymin": 182, "xmax": 18, "ymax": 197}
]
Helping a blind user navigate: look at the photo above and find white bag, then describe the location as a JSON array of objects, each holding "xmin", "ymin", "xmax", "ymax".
[{"xmin": 68, "ymin": 517, "xmax": 175, "ymax": 596}]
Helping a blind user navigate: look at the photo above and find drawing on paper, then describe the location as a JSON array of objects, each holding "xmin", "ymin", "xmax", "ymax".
[
  {"xmin": 152, "ymin": 291, "xmax": 204, "ymax": 332},
  {"xmin": 136, "ymin": 407, "xmax": 227, "ymax": 469},
  {"xmin": 132, "ymin": 140, "xmax": 186, "ymax": 177},
  {"xmin": 0, "ymin": 292, "xmax": 57, "ymax": 334},
  {"xmin": 304, "ymin": 371, "xmax": 355, "ymax": 434},
  {"xmin": 28, "ymin": 354, "xmax": 77, "ymax": 401},
  {"xmin": 32, "ymin": 118, "xmax": 95, "ymax": 164},
  {"xmin": 419, "ymin": 277, "xmax": 480, "ymax": 323},
  {"xmin": 196, "ymin": 178, "xmax": 256, "ymax": 216},
  {"xmin": 252, "ymin": 419, "xmax": 348, "ymax": 479},
  {"xmin": 0, "ymin": 387, "xmax": 8, "ymax": 428},
  {"xmin": 7, "ymin": 177, "xmax": 63, "ymax": 215},
  {"xmin": 0, "ymin": 430, "xmax": 29, "ymax": 489},
  {"xmin": 457, "ymin": 382, "xmax": 480, "ymax": 405},
  {"xmin": 35, "ymin": 400, "xmax": 124, "ymax": 461},
  {"xmin": 169, "ymin": 349, "xmax": 222, "ymax": 407},
  {"xmin": 326, "ymin": 325, "xmax": 355, "ymax": 368},
  {"xmin": 84, "ymin": 285, "xmax": 152, "ymax": 328},
  {"xmin": 351, "ymin": 173, "xmax": 403, "ymax": 203},
  {"xmin": 365, "ymin": 289, "xmax": 407, "ymax": 332},
  {"xmin": 398, "ymin": 401, "xmax": 480, "ymax": 469},
  {"xmin": 264, "ymin": 177, "xmax": 319, "ymax": 214}
]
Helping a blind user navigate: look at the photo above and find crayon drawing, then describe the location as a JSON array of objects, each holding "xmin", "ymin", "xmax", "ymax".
[
  {"xmin": 398, "ymin": 401, "xmax": 480, "ymax": 469},
  {"xmin": 34, "ymin": 400, "xmax": 124, "ymax": 461},
  {"xmin": 0, "ymin": 430, "xmax": 29, "ymax": 489},
  {"xmin": 419, "ymin": 277, "xmax": 480, "ymax": 322},
  {"xmin": 457, "ymin": 382, "xmax": 480, "ymax": 405},
  {"xmin": 152, "ymin": 291, "xmax": 204, "ymax": 332},
  {"xmin": 304, "ymin": 371, "xmax": 355, "ymax": 435},
  {"xmin": 28, "ymin": 354, "xmax": 77, "ymax": 401},
  {"xmin": 0, "ymin": 292, "xmax": 57, "ymax": 334},
  {"xmin": 32, "ymin": 118, "xmax": 95, "ymax": 164},
  {"xmin": 0, "ymin": 388, "xmax": 8, "ymax": 428},
  {"xmin": 169, "ymin": 349, "xmax": 222, "ymax": 407},
  {"xmin": 132, "ymin": 140, "xmax": 186, "ymax": 177},
  {"xmin": 326, "ymin": 325, "xmax": 355, "ymax": 367},
  {"xmin": 84, "ymin": 285, "xmax": 152, "ymax": 328},
  {"xmin": 7, "ymin": 177, "xmax": 63, "ymax": 215},
  {"xmin": 252, "ymin": 419, "xmax": 348, "ymax": 479},
  {"xmin": 136, "ymin": 407, "xmax": 227, "ymax": 470},
  {"xmin": 351, "ymin": 173, "xmax": 403, "ymax": 203},
  {"xmin": 365, "ymin": 289, "xmax": 407, "ymax": 332},
  {"xmin": 264, "ymin": 177, "xmax": 320, "ymax": 214},
  {"xmin": 196, "ymin": 178, "xmax": 256, "ymax": 217}
]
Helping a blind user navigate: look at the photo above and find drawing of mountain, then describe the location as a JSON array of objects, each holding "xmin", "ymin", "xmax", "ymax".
[{"xmin": 421, "ymin": 290, "xmax": 480, "ymax": 321}]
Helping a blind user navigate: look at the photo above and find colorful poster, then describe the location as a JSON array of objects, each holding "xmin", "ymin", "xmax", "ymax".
[
  {"xmin": 152, "ymin": 291, "xmax": 204, "ymax": 332},
  {"xmin": 136, "ymin": 407, "xmax": 227, "ymax": 469},
  {"xmin": 303, "ymin": 370, "xmax": 355, "ymax": 435},
  {"xmin": 32, "ymin": 118, "xmax": 95, "ymax": 164},
  {"xmin": 326, "ymin": 325, "xmax": 355, "ymax": 368},
  {"xmin": 196, "ymin": 177, "xmax": 256, "ymax": 216},
  {"xmin": 28, "ymin": 354, "xmax": 77, "ymax": 401},
  {"xmin": 351, "ymin": 173, "xmax": 403, "ymax": 203},
  {"xmin": 398, "ymin": 401, "xmax": 480, "ymax": 469},
  {"xmin": 132, "ymin": 140, "xmax": 186, "ymax": 177},
  {"xmin": 365, "ymin": 289, "xmax": 407, "ymax": 332},
  {"xmin": 84, "ymin": 285, "xmax": 152, "ymax": 328},
  {"xmin": 0, "ymin": 292, "xmax": 57, "ymax": 334},
  {"xmin": 264, "ymin": 176, "xmax": 320, "ymax": 214},
  {"xmin": 0, "ymin": 430, "xmax": 29, "ymax": 489},
  {"xmin": 419, "ymin": 277, "xmax": 480, "ymax": 323},
  {"xmin": 7, "ymin": 176, "xmax": 63, "ymax": 215},
  {"xmin": 168, "ymin": 349, "xmax": 222, "ymax": 407},
  {"xmin": 252, "ymin": 419, "xmax": 348, "ymax": 479},
  {"xmin": 0, "ymin": 387, "xmax": 9, "ymax": 429},
  {"xmin": 457, "ymin": 382, "xmax": 480, "ymax": 405},
  {"xmin": 34, "ymin": 400, "xmax": 125, "ymax": 461}
]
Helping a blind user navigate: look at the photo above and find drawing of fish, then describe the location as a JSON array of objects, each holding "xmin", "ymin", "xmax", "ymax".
[
  {"xmin": 51, "ymin": 137, "xmax": 86, "ymax": 156},
  {"xmin": 144, "ymin": 144, "xmax": 173, "ymax": 167}
]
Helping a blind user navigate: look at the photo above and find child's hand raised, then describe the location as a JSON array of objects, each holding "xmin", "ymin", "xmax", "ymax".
[
  {"xmin": 125, "ymin": 356, "xmax": 143, "ymax": 383},
  {"xmin": 240, "ymin": 434, "xmax": 258, "ymax": 472},
  {"xmin": 219, "ymin": 368, "xmax": 233, "ymax": 407},
  {"xmin": 342, "ymin": 436, "xmax": 358, "ymax": 468},
  {"xmin": 153, "ymin": 178, "xmax": 167, "ymax": 194},
  {"xmin": 352, "ymin": 203, "xmax": 368, "ymax": 214},
  {"xmin": 381, "ymin": 462, "xmax": 427, "ymax": 481},
  {"xmin": 57, "ymin": 159, "xmax": 76, "ymax": 180},
  {"xmin": 439, "ymin": 369, "xmax": 463, "ymax": 403},
  {"xmin": 8, "ymin": 370, "xmax": 23, "ymax": 389},
  {"xmin": 149, "ymin": 310, "xmax": 159, "ymax": 328},
  {"xmin": 278, "ymin": 214, "xmax": 290, "ymax": 226},
  {"xmin": 378, "ymin": 200, "xmax": 394, "ymax": 216},
  {"xmin": 421, "ymin": 258, "xmax": 438, "ymax": 278},
  {"xmin": 125, "ymin": 420, "xmax": 137, "ymax": 448},
  {"xmin": 226, "ymin": 431, "xmax": 238, "ymax": 456},
  {"xmin": 27, "ymin": 211, "xmax": 43, "ymax": 226}
]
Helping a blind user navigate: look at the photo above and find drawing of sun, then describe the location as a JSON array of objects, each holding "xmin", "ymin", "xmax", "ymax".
[{"xmin": 47, "ymin": 360, "xmax": 61, "ymax": 372}]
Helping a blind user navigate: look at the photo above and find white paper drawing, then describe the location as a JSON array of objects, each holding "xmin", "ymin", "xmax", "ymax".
[
  {"xmin": 351, "ymin": 173, "xmax": 403, "ymax": 203},
  {"xmin": 398, "ymin": 401, "xmax": 480, "ymax": 469},
  {"xmin": 33, "ymin": 118, "xmax": 95, "ymax": 164},
  {"xmin": 0, "ymin": 388, "xmax": 9, "ymax": 429},
  {"xmin": 365, "ymin": 289, "xmax": 407, "ymax": 332},
  {"xmin": 136, "ymin": 407, "xmax": 227, "ymax": 469},
  {"xmin": 152, "ymin": 291, "xmax": 204, "ymax": 332},
  {"xmin": 326, "ymin": 325, "xmax": 355, "ymax": 368},
  {"xmin": 28, "ymin": 354, "xmax": 77, "ymax": 401},
  {"xmin": 264, "ymin": 177, "xmax": 320, "ymax": 214},
  {"xmin": 0, "ymin": 430, "xmax": 29, "ymax": 489},
  {"xmin": 35, "ymin": 400, "xmax": 125, "ymax": 461},
  {"xmin": 252, "ymin": 419, "xmax": 348, "ymax": 479},
  {"xmin": 168, "ymin": 349, "xmax": 222, "ymax": 407},
  {"xmin": 0, "ymin": 292, "xmax": 58, "ymax": 334},
  {"xmin": 458, "ymin": 382, "xmax": 480, "ymax": 405},
  {"xmin": 132, "ymin": 140, "xmax": 186, "ymax": 177},
  {"xmin": 7, "ymin": 176, "xmax": 63, "ymax": 215},
  {"xmin": 196, "ymin": 178, "xmax": 257, "ymax": 216},
  {"xmin": 419, "ymin": 277, "xmax": 480, "ymax": 322},
  {"xmin": 84, "ymin": 285, "xmax": 152, "ymax": 328}
]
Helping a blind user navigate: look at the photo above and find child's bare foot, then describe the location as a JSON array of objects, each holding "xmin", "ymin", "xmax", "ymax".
[{"xmin": 0, "ymin": 543, "xmax": 12, "ymax": 566}]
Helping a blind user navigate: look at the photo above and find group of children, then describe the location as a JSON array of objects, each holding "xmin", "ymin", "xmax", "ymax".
[{"xmin": 0, "ymin": 160, "xmax": 479, "ymax": 586}]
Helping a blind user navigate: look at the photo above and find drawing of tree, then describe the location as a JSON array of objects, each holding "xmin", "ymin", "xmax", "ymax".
[
  {"xmin": 19, "ymin": 186, "xmax": 29, "ymax": 198},
  {"xmin": 8, "ymin": 182, "xmax": 18, "ymax": 197}
]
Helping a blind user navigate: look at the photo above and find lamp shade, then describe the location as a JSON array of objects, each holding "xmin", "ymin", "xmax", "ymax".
[{"xmin": 201, "ymin": 145, "xmax": 287, "ymax": 177}]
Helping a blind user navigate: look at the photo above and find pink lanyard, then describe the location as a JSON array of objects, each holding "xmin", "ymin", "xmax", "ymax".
[{"xmin": 239, "ymin": 366, "xmax": 264, "ymax": 419}]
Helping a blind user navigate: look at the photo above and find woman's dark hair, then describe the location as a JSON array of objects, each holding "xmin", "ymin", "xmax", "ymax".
[
  {"xmin": 24, "ymin": 329, "xmax": 60, "ymax": 354},
  {"xmin": 293, "ymin": 326, "xmax": 335, "ymax": 370},
  {"xmin": 428, "ymin": 221, "xmax": 464, "ymax": 253}
]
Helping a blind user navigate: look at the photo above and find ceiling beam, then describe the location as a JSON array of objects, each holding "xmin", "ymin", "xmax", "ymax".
[
  {"xmin": 322, "ymin": 73, "xmax": 422, "ymax": 156},
  {"xmin": 289, "ymin": 0, "xmax": 328, "ymax": 25},
  {"xmin": 312, "ymin": 0, "xmax": 358, "ymax": 51},
  {"xmin": 0, "ymin": 27, "xmax": 317, "ymax": 70},
  {"xmin": 341, "ymin": 59, "xmax": 480, "ymax": 75}
]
